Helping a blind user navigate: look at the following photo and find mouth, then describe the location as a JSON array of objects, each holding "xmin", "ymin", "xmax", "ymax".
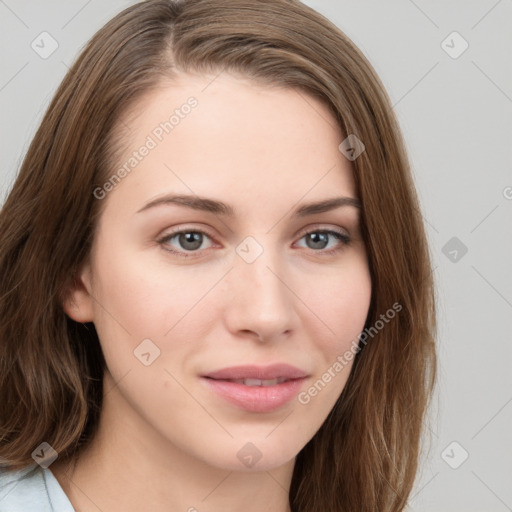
[
  {"xmin": 217, "ymin": 377, "xmax": 290, "ymax": 386},
  {"xmin": 200, "ymin": 364, "xmax": 309, "ymax": 412}
]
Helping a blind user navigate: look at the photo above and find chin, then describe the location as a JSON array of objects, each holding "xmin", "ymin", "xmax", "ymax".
[{"xmin": 199, "ymin": 436, "xmax": 301, "ymax": 473}]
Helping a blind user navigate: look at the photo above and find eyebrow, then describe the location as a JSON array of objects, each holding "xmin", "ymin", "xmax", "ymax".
[{"xmin": 136, "ymin": 194, "xmax": 361, "ymax": 217}]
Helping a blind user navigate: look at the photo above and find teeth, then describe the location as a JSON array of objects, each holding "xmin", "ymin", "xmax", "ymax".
[{"xmin": 231, "ymin": 377, "xmax": 287, "ymax": 386}]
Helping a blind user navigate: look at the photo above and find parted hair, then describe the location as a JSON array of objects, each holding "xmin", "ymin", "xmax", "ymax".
[{"xmin": 0, "ymin": 1, "xmax": 436, "ymax": 510}]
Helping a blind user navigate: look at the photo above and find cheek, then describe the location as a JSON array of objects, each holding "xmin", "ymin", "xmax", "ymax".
[
  {"xmin": 88, "ymin": 243, "xmax": 224, "ymax": 386},
  {"xmin": 296, "ymin": 265, "xmax": 371, "ymax": 416},
  {"xmin": 305, "ymin": 255, "xmax": 372, "ymax": 358},
  {"xmin": 90, "ymin": 241, "xmax": 208, "ymax": 337}
]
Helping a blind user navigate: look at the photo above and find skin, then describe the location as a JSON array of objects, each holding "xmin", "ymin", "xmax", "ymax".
[{"xmin": 52, "ymin": 72, "xmax": 372, "ymax": 512}]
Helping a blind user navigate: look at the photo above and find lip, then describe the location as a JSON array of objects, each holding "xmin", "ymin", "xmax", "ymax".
[{"xmin": 201, "ymin": 364, "xmax": 309, "ymax": 413}]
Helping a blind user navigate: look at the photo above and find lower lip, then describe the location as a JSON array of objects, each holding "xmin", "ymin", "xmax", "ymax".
[{"xmin": 201, "ymin": 377, "xmax": 307, "ymax": 413}]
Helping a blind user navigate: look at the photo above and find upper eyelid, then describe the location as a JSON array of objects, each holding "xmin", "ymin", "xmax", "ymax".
[{"xmin": 159, "ymin": 223, "xmax": 350, "ymax": 239}]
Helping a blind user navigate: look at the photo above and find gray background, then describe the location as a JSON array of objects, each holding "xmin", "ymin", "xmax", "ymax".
[{"xmin": 1, "ymin": 1, "xmax": 511, "ymax": 510}]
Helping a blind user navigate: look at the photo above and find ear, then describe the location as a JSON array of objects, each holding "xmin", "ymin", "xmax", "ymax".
[{"xmin": 61, "ymin": 263, "xmax": 95, "ymax": 323}]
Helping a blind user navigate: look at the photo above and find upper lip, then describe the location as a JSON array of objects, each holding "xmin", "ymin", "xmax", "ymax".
[{"xmin": 203, "ymin": 364, "xmax": 308, "ymax": 381}]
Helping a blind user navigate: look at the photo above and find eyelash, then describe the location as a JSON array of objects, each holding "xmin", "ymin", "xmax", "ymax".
[{"xmin": 156, "ymin": 226, "xmax": 351, "ymax": 259}]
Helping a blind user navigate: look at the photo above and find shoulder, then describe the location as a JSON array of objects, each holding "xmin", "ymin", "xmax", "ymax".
[{"xmin": 0, "ymin": 463, "xmax": 74, "ymax": 512}]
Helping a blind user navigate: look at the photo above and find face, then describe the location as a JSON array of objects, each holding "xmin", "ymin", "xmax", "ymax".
[{"xmin": 66, "ymin": 72, "xmax": 372, "ymax": 472}]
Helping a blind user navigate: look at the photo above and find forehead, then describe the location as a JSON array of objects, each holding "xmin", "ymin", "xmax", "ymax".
[{"xmin": 102, "ymin": 72, "xmax": 357, "ymax": 217}]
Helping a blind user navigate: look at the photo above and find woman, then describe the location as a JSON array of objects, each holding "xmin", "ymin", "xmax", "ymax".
[{"xmin": 0, "ymin": 1, "xmax": 436, "ymax": 511}]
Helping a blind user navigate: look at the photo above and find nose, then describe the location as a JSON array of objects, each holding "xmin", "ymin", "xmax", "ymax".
[{"xmin": 222, "ymin": 242, "xmax": 298, "ymax": 343}]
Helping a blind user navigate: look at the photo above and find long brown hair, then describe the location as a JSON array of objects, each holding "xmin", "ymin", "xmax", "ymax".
[{"xmin": 0, "ymin": 1, "xmax": 436, "ymax": 510}]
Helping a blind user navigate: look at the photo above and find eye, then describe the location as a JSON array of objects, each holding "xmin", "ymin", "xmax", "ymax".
[
  {"xmin": 295, "ymin": 228, "xmax": 351, "ymax": 256},
  {"xmin": 157, "ymin": 228, "xmax": 216, "ymax": 258}
]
